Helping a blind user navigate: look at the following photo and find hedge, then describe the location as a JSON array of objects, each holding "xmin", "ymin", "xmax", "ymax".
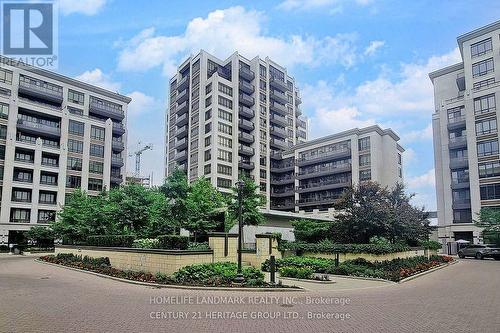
[
  {"xmin": 281, "ymin": 240, "xmax": 410, "ymax": 255},
  {"xmin": 157, "ymin": 235, "xmax": 189, "ymax": 250},
  {"xmin": 262, "ymin": 256, "xmax": 334, "ymax": 273},
  {"xmin": 86, "ymin": 235, "xmax": 136, "ymax": 247}
]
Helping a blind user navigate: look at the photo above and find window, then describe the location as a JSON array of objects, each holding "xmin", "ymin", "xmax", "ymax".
[
  {"xmin": 472, "ymin": 58, "xmax": 494, "ymax": 78},
  {"xmin": 217, "ymin": 164, "xmax": 232, "ymax": 176},
  {"xmin": 12, "ymin": 188, "xmax": 31, "ymax": 202},
  {"xmin": 0, "ymin": 144, "xmax": 4, "ymax": 160},
  {"xmin": 218, "ymin": 122, "xmax": 232, "ymax": 135},
  {"xmin": 358, "ymin": 137, "xmax": 370, "ymax": 151},
  {"xmin": 38, "ymin": 210, "xmax": 56, "ymax": 223},
  {"xmin": 88, "ymin": 178, "xmax": 103, "ymax": 191},
  {"xmin": 40, "ymin": 172, "xmax": 57, "ymax": 185},
  {"xmin": 11, "ymin": 209, "xmax": 30, "ymax": 223},
  {"xmin": 68, "ymin": 120, "xmax": 84, "ymax": 136},
  {"xmin": 218, "ymin": 135, "xmax": 232, "ymax": 148},
  {"xmin": 68, "ymin": 89, "xmax": 84, "ymax": 105},
  {"xmin": 218, "ymin": 109, "xmax": 232, "ymax": 122},
  {"xmin": 205, "ymin": 96, "xmax": 212, "ymax": 107},
  {"xmin": 474, "ymin": 94, "xmax": 496, "ymax": 115},
  {"xmin": 66, "ymin": 175, "xmax": 81, "ymax": 188},
  {"xmin": 39, "ymin": 191, "xmax": 57, "ymax": 204},
  {"xmin": 471, "ymin": 38, "xmax": 492, "ymax": 58},
  {"xmin": 204, "ymin": 150, "xmax": 211, "ymax": 161},
  {"xmin": 480, "ymin": 183, "xmax": 500, "ymax": 200},
  {"xmin": 206, "ymin": 83, "xmax": 212, "ymax": 94},
  {"xmin": 479, "ymin": 161, "xmax": 500, "ymax": 178},
  {"xmin": 15, "ymin": 149, "xmax": 34, "ymax": 163},
  {"xmin": 453, "ymin": 210, "xmax": 472, "ymax": 223},
  {"xmin": 68, "ymin": 139, "xmax": 83, "ymax": 153},
  {"xmin": 0, "ymin": 103, "xmax": 9, "ymax": 119},
  {"xmin": 67, "ymin": 157, "xmax": 82, "ymax": 171},
  {"xmin": 473, "ymin": 78, "xmax": 495, "ymax": 90},
  {"xmin": 0, "ymin": 124, "xmax": 6, "ymax": 139},
  {"xmin": 217, "ymin": 178, "xmax": 232, "ymax": 189},
  {"xmin": 90, "ymin": 144, "xmax": 104, "ymax": 158},
  {"xmin": 203, "ymin": 164, "xmax": 211, "ymax": 175},
  {"xmin": 451, "ymin": 169, "xmax": 469, "ymax": 184},
  {"xmin": 398, "ymin": 153, "xmax": 402, "ymax": 165},
  {"xmin": 205, "ymin": 122, "xmax": 212, "ymax": 134},
  {"xmin": 217, "ymin": 149, "xmax": 232, "ymax": 162},
  {"xmin": 90, "ymin": 126, "xmax": 105, "ymax": 141},
  {"xmin": 359, "ymin": 154, "xmax": 371, "ymax": 167},
  {"xmin": 359, "ymin": 170, "xmax": 371, "ymax": 181},
  {"xmin": 259, "ymin": 65, "xmax": 267, "ymax": 78},
  {"xmin": 68, "ymin": 106, "xmax": 84, "ymax": 116},
  {"xmin": 204, "ymin": 136, "xmax": 211, "ymax": 147},
  {"xmin": 218, "ymin": 96, "xmax": 233, "ymax": 109},
  {"xmin": 477, "ymin": 139, "xmax": 498, "ymax": 157},
  {"xmin": 13, "ymin": 168, "xmax": 32, "ymax": 183},
  {"xmin": 205, "ymin": 109, "xmax": 212, "ymax": 120},
  {"xmin": 0, "ymin": 68, "xmax": 13, "ymax": 84},
  {"xmin": 89, "ymin": 161, "xmax": 104, "ymax": 174},
  {"xmin": 41, "ymin": 153, "xmax": 58, "ymax": 167},
  {"xmin": 218, "ymin": 83, "xmax": 233, "ymax": 96},
  {"xmin": 475, "ymin": 118, "xmax": 497, "ymax": 136}
]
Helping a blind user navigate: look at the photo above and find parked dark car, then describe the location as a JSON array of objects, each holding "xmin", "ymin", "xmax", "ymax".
[{"xmin": 458, "ymin": 244, "xmax": 500, "ymax": 260}]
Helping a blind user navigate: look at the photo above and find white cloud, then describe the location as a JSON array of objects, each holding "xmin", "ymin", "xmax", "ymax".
[
  {"xmin": 401, "ymin": 123, "xmax": 433, "ymax": 144},
  {"xmin": 126, "ymin": 91, "xmax": 160, "ymax": 117},
  {"xmin": 364, "ymin": 40, "xmax": 385, "ymax": 56},
  {"xmin": 116, "ymin": 6, "xmax": 365, "ymax": 76},
  {"xmin": 403, "ymin": 148, "xmax": 416, "ymax": 164},
  {"xmin": 58, "ymin": 0, "xmax": 107, "ymax": 16},
  {"xmin": 74, "ymin": 68, "xmax": 121, "ymax": 92},
  {"xmin": 406, "ymin": 169, "xmax": 435, "ymax": 189},
  {"xmin": 277, "ymin": 0, "xmax": 374, "ymax": 11}
]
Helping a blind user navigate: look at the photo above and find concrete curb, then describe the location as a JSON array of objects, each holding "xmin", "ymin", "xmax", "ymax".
[
  {"xmin": 326, "ymin": 274, "xmax": 396, "ymax": 284},
  {"xmin": 279, "ymin": 276, "xmax": 336, "ymax": 284},
  {"xmin": 35, "ymin": 259, "xmax": 304, "ymax": 292},
  {"xmin": 398, "ymin": 260, "xmax": 458, "ymax": 284}
]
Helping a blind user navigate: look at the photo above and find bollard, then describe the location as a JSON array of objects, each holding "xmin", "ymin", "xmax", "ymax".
[
  {"xmin": 270, "ymin": 255, "xmax": 276, "ymax": 284},
  {"xmin": 335, "ymin": 252, "xmax": 339, "ymax": 267}
]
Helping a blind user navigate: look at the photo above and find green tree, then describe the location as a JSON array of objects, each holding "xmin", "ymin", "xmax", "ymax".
[
  {"xmin": 159, "ymin": 168, "xmax": 189, "ymax": 233},
  {"xmin": 475, "ymin": 208, "xmax": 500, "ymax": 246},
  {"xmin": 26, "ymin": 226, "xmax": 54, "ymax": 248},
  {"xmin": 146, "ymin": 190, "xmax": 176, "ymax": 238},
  {"xmin": 184, "ymin": 177, "xmax": 226, "ymax": 241},
  {"xmin": 291, "ymin": 219, "xmax": 334, "ymax": 243},
  {"xmin": 227, "ymin": 175, "xmax": 266, "ymax": 231}
]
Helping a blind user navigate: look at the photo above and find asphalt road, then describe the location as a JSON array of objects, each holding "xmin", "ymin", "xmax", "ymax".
[{"xmin": 1, "ymin": 255, "xmax": 499, "ymax": 333}]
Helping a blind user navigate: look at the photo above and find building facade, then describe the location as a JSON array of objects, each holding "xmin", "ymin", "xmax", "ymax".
[
  {"xmin": 272, "ymin": 126, "xmax": 404, "ymax": 213},
  {"xmin": 0, "ymin": 58, "xmax": 130, "ymax": 244},
  {"xmin": 430, "ymin": 20, "xmax": 500, "ymax": 245},
  {"xmin": 165, "ymin": 51, "xmax": 307, "ymax": 208}
]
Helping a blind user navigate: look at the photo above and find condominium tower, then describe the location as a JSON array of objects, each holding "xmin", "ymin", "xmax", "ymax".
[
  {"xmin": 165, "ymin": 51, "xmax": 308, "ymax": 209},
  {"xmin": 430, "ymin": 20, "xmax": 500, "ymax": 245},
  {"xmin": 0, "ymin": 58, "xmax": 130, "ymax": 244}
]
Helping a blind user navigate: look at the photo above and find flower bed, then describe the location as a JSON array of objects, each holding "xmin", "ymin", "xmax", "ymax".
[
  {"xmin": 39, "ymin": 254, "xmax": 290, "ymax": 288},
  {"xmin": 280, "ymin": 240, "xmax": 411, "ymax": 255}
]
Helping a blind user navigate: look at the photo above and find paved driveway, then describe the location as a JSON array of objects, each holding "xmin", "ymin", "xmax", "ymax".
[{"xmin": 1, "ymin": 256, "xmax": 499, "ymax": 333}]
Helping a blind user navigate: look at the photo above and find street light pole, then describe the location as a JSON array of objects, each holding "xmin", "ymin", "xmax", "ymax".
[{"xmin": 235, "ymin": 179, "xmax": 245, "ymax": 283}]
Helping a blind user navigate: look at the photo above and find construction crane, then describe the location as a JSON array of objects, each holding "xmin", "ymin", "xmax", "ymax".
[{"xmin": 129, "ymin": 143, "xmax": 153, "ymax": 178}]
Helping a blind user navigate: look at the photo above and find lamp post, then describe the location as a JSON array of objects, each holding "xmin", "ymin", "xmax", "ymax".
[{"xmin": 235, "ymin": 179, "xmax": 245, "ymax": 283}]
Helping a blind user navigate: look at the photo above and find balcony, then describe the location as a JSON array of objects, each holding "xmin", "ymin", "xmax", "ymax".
[
  {"xmin": 270, "ymin": 101, "xmax": 287, "ymax": 116},
  {"xmin": 297, "ymin": 179, "xmax": 351, "ymax": 193},
  {"xmin": 452, "ymin": 199, "xmax": 471, "ymax": 210},
  {"xmin": 271, "ymin": 126, "xmax": 287, "ymax": 139},
  {"xmin": 238, "ymin": 144, "xmax": 255, "ymax": 156},
  {"xmin": 177, "ymin": 75, "xmax": 189, "ymax": 92},
  {"xmin": 270, "ymin": 150, "xmax": 283, "ymax": 160},
  {"xmin": 451, "ymin": 178, "xmax": 470, "ymax": 190},
  {"xmin": 270, "ymin": 161, "xmax": 294, "ymax": 173},
  {"xmin": 270, "ymin": 138, "xmax": 288, "ymax": 150},
  {"xmin": 239, "ymin": 81, "xmax": 255, "ymax": 94},
  {"xmin": 90, "ymin": 99, "xmax": 124, "ymax": 121},
  {"xmin": 270, "ymin": 175, "xmax": 294, "ymax": 185},
  {"xmin": 297, "ymin": 119, "xmax": 307, "ymax": 129},
  {"xmin": 239, "ymin": 105, "xmax": 254, "ymax": 119},
  {"xmin": 111, "ymin": 174, "xmax": 123, "ymax": 184},
  {"xmin": 448, "ymin": 136, "xmax": 467, "ymax": 149},
  {"xmin": 271, "ymin": 201, "xmax": 295, "ymax": 211},
  {"xmin": 176, "ymin": 125, "xmax": 188, "ymax": 138},
  {"xmin": 239, "ymin": 93, "xmax": 255, "ymax": 107},
  {"xmin": 16, "ymin": 119, "xmax": 61, "ymax": 138},
  {"xmin": 449, "ymin": 157, "xmax": 468, "ymax": 169},
  {"xmin": 112, "ymin": 122, "xmax": 125, "ymax": 135},
  {"xmin": 447, "ymin": 115, "xmax": 466, "ymax": 130},
  {"xmin": 238, "ymin": 118, "xmax": 254, "ymax": 131},
  {"xmin": 112, "ymin": 140, "xmax": 125, "ymax": 152},
  {"xmin": 175, "ymin": 150, "xmax": 188, "ymax": 162},
  {"xmin": 297, "ymin": 196, "xmax": 340, "ymax": 207},
  {"xmin": 177, "ymin": 100, "xmax": 188, "ymax": 115},
  {"xmin": 176, "ymin": 113, "xmax": 188, "ymax": 127},
  {"xmin": 297, "ymin": 164, "xmax": 352, "ymax": 180},
  {"xmin": 295, "ymin": 94, "xmax": 302, "ymax": 105},
  {"xmin": 456, "ymin": 73, "xmax": 465, "ymax": 91},
  {"xmin": 175, "ymin": 137, "xmax": 187, "ymax": 150},
  {"xmin": 111, "ymin": 157, "xmax": 124, "ymax": 167},
  {"xmin": 18, "ymin": 80, "xmax": 63, "ymax": 104},
  {"xmin": 238, "ymin": 132, "xmax": 255, "ymax": 144},
  {"xmin": 270, "ymin": 113, "xmax": 287, "ymax": 127},
  {"xmin": 271, "ymin": 187, "xmax": 295, "ymax": 198},
  {"xmin": 176, "ymin": 89, "xmax": 189, "ymax": 104},
  {"xmin": 238, "ymin": 160, "xmax": 255, "ymax": 170},
  {"xmin": 239, "ymin": 67, "xmax": 255, "ymax": 81},
  {"xmin": 297, "ymin": 149, "xmax": 352, "ymax": 167},
  {"xmin": 270, "ymin": 77, "xmax": 288, "ymax": 92},
  {"xmin": 270, "ymin": 90, "xmax": 288, "ymax": 104}
]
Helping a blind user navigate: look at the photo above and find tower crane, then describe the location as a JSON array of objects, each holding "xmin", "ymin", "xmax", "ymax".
[{"xmin": 129, "ymin": 142, "xmax": 153, "ymax": 178}]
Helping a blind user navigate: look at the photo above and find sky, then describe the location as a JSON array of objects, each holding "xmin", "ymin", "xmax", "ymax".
[{"xmin": 51, "ymin": 0, "xmax": 500, "ymax": 211}]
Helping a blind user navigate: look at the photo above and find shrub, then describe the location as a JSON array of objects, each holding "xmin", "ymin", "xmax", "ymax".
[
  {"xmin": 419, "ymin": 240, "xmax": 442, "ymax": 251},
  {"xmin": 281, "ymin": 240, "xmax": 410, "ymax": 255},
  {"xmin": 261, "ymin": 256, "xmax": 334, "ymax": 273},
  {"xmin": 86, "ymin": 235, "xmax": 136, "ymax": 247},
  {"xmin": 291, "ymin": 219, "xmax": 333, "ymax": 243},
  {"xmin": 132, "ymin": 238, "xmax": 160, "ymax": 249},
  {"xmin": 187, "ymin": 242, "xmax": 210, "ymax": 251},
  {"xmin": 157, "ymin": 235, "xmax": 189, "ymax": 250},
  {"xmin": 173, "ymin": 262, "xmax": 264, "ymax": 286},
  {"xmin": 279, "ymin": 266, "xmax": 314, "ymax": 279}
]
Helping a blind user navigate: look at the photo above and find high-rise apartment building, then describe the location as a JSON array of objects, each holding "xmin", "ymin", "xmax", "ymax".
[
  {"xmin": 430, "ymin": 20, "xmax": 500, "ymax": 245},
  {"xmin": 0, "ymin": 58, "xmax": 130, "ymax": 244},
  {"xmin": 165, "ymin": 51, "xmax": 307, "ymax": 208}
]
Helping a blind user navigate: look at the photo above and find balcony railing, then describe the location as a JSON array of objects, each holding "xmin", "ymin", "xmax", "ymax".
[
  {"xmin": 18, "ymin": 79, "xmax": 63, "ymax": 104},
  {"xmin": 270, "ymin": 90, "xmax": 288, "ymax": 104},
  {"xmin": 448, "ymin": 115, "xmax": 465, "ymax": 124},
  {"xmin": 270, "ymin": 77, "xmax": 288, "ymax": 92},
  {"xmin": 90, "ymin": 99, "xmax": 124, "ymax": 120},
  {"xmin": 298, "ymin": 163, "xmax": 352, "ymax": 177},
  {"xmin": 111, "ymin": 157, "xmax": 124, "ymax": 167},
  {"xmin": 238, "ymin": 118, "xmax": 254, "ymax": 131},
  {"xmin": 239, "ymin": 81, "xmax": 255, "ymax": 94},
  {"xmin": 297, "ymin": 149, "xmax": 351, "ymax": 166},
  {"xmin": 112, "ymin": 140, "xmax": 125, "ymax": 151},
  {"xmin": 238, "ymin": 144, "xmax": 255, "ymax": 156},
  {"xmin": 177, "ymin": 75, "xmax": 189, "ymax": 91},
  {"xmin": 238, "ymin": 132, "xmax": 254, "ymax": 144},
  {"xmin": 270, "ymin": 101, "xmax": 287, "ymax": 116},
  {"xmin": 239, "ymin": 93, "xmax": 255, "ymax": 107},
  {"xmin": 17, "ymin": 119, "xmax": 61, "ymax": 138},
  {"xmin": 177, "ymin": 100, "xmax": 188, "ymax": 115},
  {"xmin": 239, "ymin": 105, "xmax": 254, "ymax": 119},
  {"xmin": 239, "ymin": 67, "xmax": 255, "ymax": 81},
  {"xmin": 112, "ymin": 122, "xmax": 125, "ymax": 135},
  {"xmin": 111, "ymin": 174, "xmax": 123, "ymax": 184},
  {"xmin": 238, "ymin": 160, "xmax": 255, "ymax": 170},
  {"xmin": 270, "ymin": 113, "xmax": 287, "ymax": 127},
  {"xmin": 176, "ymin": 89, "xmax": 189, "ymax": 104},
  {"xmin": 271, "ymin": 126, "xmax": 287, "ymax": 138},
  {"xmin": 270, "ymin": 138, "xmax": 288, "ymax": 150}
]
